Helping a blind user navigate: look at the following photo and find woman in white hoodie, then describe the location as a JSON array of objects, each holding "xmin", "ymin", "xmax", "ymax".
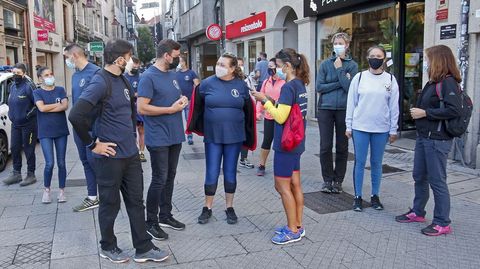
[{"xmin": 345, "ymin": 45, "xmax": 399, "ymax": 212}]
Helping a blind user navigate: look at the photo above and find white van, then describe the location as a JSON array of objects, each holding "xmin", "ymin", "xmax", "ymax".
[{"xmin": 0, "ymin": 72, "xmax": 13, "ymax": 172}]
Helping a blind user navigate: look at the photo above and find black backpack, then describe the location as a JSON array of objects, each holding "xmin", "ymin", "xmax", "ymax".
[{"xmin": 435, "ymin": 81, "xmax": 472, "ymax": 137}]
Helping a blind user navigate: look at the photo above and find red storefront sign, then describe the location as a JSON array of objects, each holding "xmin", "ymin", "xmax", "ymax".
[
  {"xmin": 226, "ymin": 12, "xmax": 266, "ymax": 39},
  {"xmin": 37, "ymin": 30, "xmax": 49, "ymax": 41},
  {"xmin": 206, "ymin": 24, "xmax": 222, "ymax": 41},
  {"xmin": 34, "ymin": 14, "xmax": 56, "ymax": 32}
]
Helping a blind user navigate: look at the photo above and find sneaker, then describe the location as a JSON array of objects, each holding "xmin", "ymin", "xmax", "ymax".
[
  {"xmin": 395, "ymin": 209, "xmax": 426, "ymax": 223},
  {"xmin": 257, "ymin": 165, "xmax": 266, "ymax": 176},
  {"xmin": 42, "ymin": 189, "xmax": 51, "ymax": 204},
  {"xmin": 370, "ymin": 195, "xmax": 384, "ymax": 210},
  {"xmin": 134, "ymin": 246, "xmax": 169, "ymax": 263},
  {"xmin": 275, "ymin": 225, "xmax": 306, "ymax": 238},
  {"xmin": 3, "ymin": 171, "xmax": 22, "ymax": 185},
  {"xmin": 100, "ymin": 247, "xmax": 129, "ymax": 264},
  {"xmin": 331, "ymin": 182, "xmax": 343, "ymax": 194},
  {"xmin": 198, "ymin": 207, "xmax": 212, "ymax": 224},
  {"xmin": 19, "ymin": 172, "xmax": 36, "ymax": 187},
  {"xmin": 139, "ymin": 152, "xmax": 147, "ymax": 163},
  {"xmin": 321, "ymin": 182, "xmax": 333, "ymax": 193},
  {"xmin": 159, "ymin": 217, "xmax": 186, "ymax": 230},
  {"xmin": 421, "ymin": 223, "xmax": 452, "ymax": 236},
  {"xmin": 73, "ymin": 197, "xmax": 99, "ymax": 212},
  {"xmin": 147, "ymin": 224, "xmax": 169, "ymax": 241},
  {"xmin": 225, "ymin": 207, "xmax": 238, "ymax": 224},
  {"xmin": 57, "ymin": 190, "xmax": 67, "ymax": 203},
  {"xmin": 188, "ymin": 139, "xmax": 194, "ymax": 145},
  {"xmin": 271, "ymin": 227, "xmax": 302, "ymax": 245},
  {"xmin": 353, "ymin": 196, "xmax": 363, "ymax": 212},
  {"xmin": 239, "ymin": 159, "xmax": 254, "ymax": 169}
]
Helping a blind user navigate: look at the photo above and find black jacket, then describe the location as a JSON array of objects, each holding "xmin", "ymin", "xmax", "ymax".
[{"xmin": 415, "ymin": 76, "xmax": 462, "ymax": 140}]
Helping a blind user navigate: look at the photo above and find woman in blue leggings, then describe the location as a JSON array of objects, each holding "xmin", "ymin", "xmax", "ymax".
[
  {"xmin": 345, "ymin": 46, "xmax": 399, "ymax": 212},
  {"xmin": 189, "ymin": 53, "xmax": 255, "ymax": 225}
]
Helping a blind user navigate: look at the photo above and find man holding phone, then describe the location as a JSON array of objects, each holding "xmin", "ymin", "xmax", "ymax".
[{"xmin": 137, "ymin": 39, "xmax": 188, "ymax": 241}]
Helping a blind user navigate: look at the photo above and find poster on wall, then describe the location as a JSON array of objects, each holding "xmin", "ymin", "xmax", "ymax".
[{"xmin": 34, "ymin": 0, "xmax": 56, "ymax": 32}]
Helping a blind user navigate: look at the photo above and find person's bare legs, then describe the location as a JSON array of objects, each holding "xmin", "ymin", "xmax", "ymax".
[
  {"xmin": 275, "ymin": 177, "xmax": 298, "ymax": 232},
  {"xmin": 225, "ymin": 193, "xmax": 234, "ymax": 208},
  {"xmin": 137, "ymin": 125, "xmax": 145, "ymax": 152},
  {"xmin": 205, "ymin": 195, "xmax": 214, "ymax": 208},
  {"xmin": 290, "ymin": 171, "xmax": 304, "ymax": 228},
  {"xmin": 259, "ymin": 149, "xmax": 270, "ymax": 167}
]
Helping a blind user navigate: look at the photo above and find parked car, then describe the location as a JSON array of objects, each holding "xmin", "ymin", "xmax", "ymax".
[{"xmin": 0, "ymin": 71, "xmax": 13, "ymax": 172}]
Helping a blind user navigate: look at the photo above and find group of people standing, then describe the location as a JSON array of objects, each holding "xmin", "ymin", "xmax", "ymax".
[{"xmin": 2, "ymin": 30, "xmax": 463, "ymax": 263}]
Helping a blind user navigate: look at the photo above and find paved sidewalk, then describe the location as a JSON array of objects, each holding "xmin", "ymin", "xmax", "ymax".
[{"xmin": 0, "ymin": 121, "xmax": 479, "ymax": 269}]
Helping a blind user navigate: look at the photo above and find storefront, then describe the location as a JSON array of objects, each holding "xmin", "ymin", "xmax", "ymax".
[{"xmin": 305, "ymin": 0, "xmax": 425, "ymax": 130}]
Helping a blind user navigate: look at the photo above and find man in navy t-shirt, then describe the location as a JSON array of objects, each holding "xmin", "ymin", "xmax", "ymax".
[
  {"xmin": 255, "ymin": 52, "xmax": 269, "ymax": 91},
  {"xmin": 138, "ymin": 39, "xmax": 187, "ymax": 240},
  {"xmin": 69, "ymin": 39, "xmax": 169, "ymax": 264},
  {"xmin": 64, "ymin": 44, "xmax": 100, "ymax": 212},
  {"xmin": 175, "ymin": 55, "xmax": 200, "ymax": 145},
  {"xmin": 125, "ymin": 56, "xmax": 147, "ymax": 162}
]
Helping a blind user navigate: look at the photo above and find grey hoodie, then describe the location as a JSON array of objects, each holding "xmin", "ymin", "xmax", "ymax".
[{"xmin": 315, "ymin": 54, "xmax": 358, "ymax": 110}]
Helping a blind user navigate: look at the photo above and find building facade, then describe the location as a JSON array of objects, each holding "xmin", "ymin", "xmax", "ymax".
[{"xmin": 0, "ymin": 0, "xmax": 29, "ymax": 67}]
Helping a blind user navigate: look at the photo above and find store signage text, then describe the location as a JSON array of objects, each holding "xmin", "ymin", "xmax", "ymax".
[
  {"xmin": 304, "ymin": 0, "xmax": 372, "ymax": 17},
  {"xmin": 37, "ymin": 30, "xmax": 48, "ymax": 42},
  {"xmin": 226, "ymin": 12, "xmax": 266, "ymax": 39}
]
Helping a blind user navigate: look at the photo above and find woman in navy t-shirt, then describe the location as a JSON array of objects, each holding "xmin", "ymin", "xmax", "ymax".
[
  {"xmin": 253, "ymin": 48, "xmax": 310, "ymax": 245},
  {"xmin": 34, "ymin": 67, "xmax": 70, "ymax": 204},
  {"xmin": 196, "ymin": 53, "xmax": 251, "ymax": 225}
]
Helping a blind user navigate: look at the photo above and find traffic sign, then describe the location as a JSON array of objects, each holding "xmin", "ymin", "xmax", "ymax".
[{"xmin": 206, "ymin": 24, "xmax": 222, "ymax": 41}]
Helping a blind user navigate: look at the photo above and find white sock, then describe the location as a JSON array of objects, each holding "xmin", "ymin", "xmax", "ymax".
[{"xmin": 88, "ymin": 196, "xmax": 97, "ymax": 201}]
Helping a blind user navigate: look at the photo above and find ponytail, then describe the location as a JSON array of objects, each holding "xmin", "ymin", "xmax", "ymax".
[
  {"xmin": 275, "ymin": 48, "xmax": 311, "ymax": 85},
  {"xmin": 296, "ymin": 54, "xmax": 310, "ymax": 86}
]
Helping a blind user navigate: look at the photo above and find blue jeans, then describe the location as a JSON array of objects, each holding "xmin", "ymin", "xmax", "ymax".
[
  {"xmin": 352, "ymin": 130, "xmax": 389, "ymax": 197},
  {"xmin": 40, "ymin": 136, "xmax": 67, "ymax": 189},
  {"xmin": 204, "ymin": 142, "xmax": 242, "ymax": 195},
  {"xmin": 183, "ymin": 105, "xmax": 192, "ymax": 141},
  {"xmin": 412, "ymin": 137, "xmax": 452, "ymax": 226},
  {"xmin": 73, "ymin": 131, "xmax": 97, "ymax": 196}
]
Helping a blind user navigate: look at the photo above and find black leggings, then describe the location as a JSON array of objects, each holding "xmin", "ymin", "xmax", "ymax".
[{"xmin": 261, "ymin": 119, "xmax": 275, "ymax": 150}]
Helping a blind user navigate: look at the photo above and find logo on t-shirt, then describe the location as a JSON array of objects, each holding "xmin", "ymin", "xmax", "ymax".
[
  {"xmin": 173, "ymin": 80, "xmax": 180, "ymax": 90},
  {"xmin": 231, "ymin": 89, "xmax": 239, "ymax": 98},
  {"xmin": 124, "ymin": 88, "xmax": 131, "ymax": 101},
  {"xmin": 132, "ymin": 81, "xmax": 138, "ymax": 89},
  {"xmin": 55, "ymin": 98, "xmax": 61, "ymax": 103},
  {"xmin": 79, "ymin": 78, "xmax": 86, "ymax": 87},
  {"xmin": 185, "ymin": 75, "xmax": 190, "ymax": 81}
]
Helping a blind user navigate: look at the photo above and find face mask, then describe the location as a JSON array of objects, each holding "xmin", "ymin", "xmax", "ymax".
[
  {"xmin": 422, "ymin": 61, "xmax": 429, "ymax": 73},
  {"xmin": 239, "ymin": 66, "xmax": 245, "ymax": 72},
  {"xmin": 257, "ymin": 57, "xmax": 262, "ymax": 62},
  {"xmin": 14, "ymin": 75, "xmax": 24, "ymax": 84},
  {"xmin": 125, "ymin": 57, "xmax": 134, "ymax": 73},
  {"xmin": 333, "ymin": 45, "xmax": 346, "ymax": 56},
  {"xmin": 276, "ymin": 68, "xmax": 286, "ymax": 80},
  {"xmin": 215, "ymin": 66, "xmax": 229, "ymax": 78},
  {"xmin": 65, "ymin": 58, "xmax": 76, "ymax": 69},
  {"xmin": 368, "ymin": 58, "xmax": 384, "ymax": 70},
  {"xmin": 169, "ymin": 57, "xmax": 180, "ymax": 70},
  {"xmin": 267, "ymin": 68, "xmax": 276, "ymax": 77},
  {"xmin": 130, "ymin": 68, "xmax": 139, "ymax": 75},
  {"xmin": 44, "ymin": 77, "xmax": 55, "ymax": 86}
]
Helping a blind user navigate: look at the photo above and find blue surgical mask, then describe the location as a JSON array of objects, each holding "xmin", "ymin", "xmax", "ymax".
[
  {"xmin": 333, "ymin": 45, "xmax": 346, "ymax": 56},
  {"xmin": 65, "ymin": 58, "xmax": 76, "ymax": 69},
  {"xmin": 276, "ymin": 68, "xmax": 286, "ymax": 80},
  {"xmin": 44, "ymin": 77, "xmax": 55, "ymax": 86}
]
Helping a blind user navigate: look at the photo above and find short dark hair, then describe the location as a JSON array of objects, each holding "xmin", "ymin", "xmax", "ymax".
[
  {"xmin": 259, "ymin": 52, "xmax": 267, "ymax": 59},
  {"xmin": 36, "ymin": 66, "xmax": 50, "ymax": 78},
  {"xmin": 64, "ymin": 43, "xmax": 87, "ymax": 57},
  {"xmin": 104, "ymin": 39, "xmax": 133, "ymax": 64},
  {"xmin": 13, "ymin": 63, "xmax": 27, "ymax": 74},
  {"xmin": 131, "ymin": 56, "xmax": 141, "ymax": 64},
  {"xmin": 156, "ymin": 39, "xmax": 181, "ymax": 58}
]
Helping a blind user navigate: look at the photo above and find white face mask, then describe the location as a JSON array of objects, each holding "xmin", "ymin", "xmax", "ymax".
[
  {"xmin": 240, "ymin": 66, "xmax": 245, "ymax": 72},
  {"xmin": 125, "ymin": 57, "xmax": 134, "ymax": 73},
  {"xmin": 215, "ymin": 66, "xmax": 229, "ymax": 78}
]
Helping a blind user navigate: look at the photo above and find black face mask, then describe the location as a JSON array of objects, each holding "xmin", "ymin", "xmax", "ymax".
[
  {"xmin": 14, "ymin": 75, "xmax": 24, "ymax": 84},
  {"xmin": 257, "ymin": 57, "xmax": 262, "ymax": 62},
  {"xmin": 130, "ymin": 68, "xmax": 139, "ymax": 75},
  {"xmin": 169, "ymin": 57, "xmax": 180, "ymax": 70},
  {"xmin": 368, "ymin": 58, "xmax": 384, "ymax": 70},
  {"xmin": 267, "ymin": 68, "xmax": 276, "ymax": 77}
]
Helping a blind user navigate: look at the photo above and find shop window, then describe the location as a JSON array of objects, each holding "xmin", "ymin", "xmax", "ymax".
[
  {"xmin": 248, "ymin": 39, "xmax": 265, "ymax": 74},
  {"xmin": 104, "ymin": 17, "xmax": 109, "ymax": 36}
]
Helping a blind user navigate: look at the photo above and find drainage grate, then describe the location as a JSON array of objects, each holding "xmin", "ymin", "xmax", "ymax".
[
  {"xmin": 183, "ymin": 153, "xmax": 205, "ymax": 160},
  {"xmin": 13, "ymin": 241, "xmax": 52, "ymax": 265},
  {"xmin": 314, "ymin": 152, "xmax": 355, "ymax": 161},
  {"xmin": 365, "ymin": 164, "xmax": 405, "ymax": 173},
  {"xmin": 304, "ymin": 191, "xmax": 371, "ymax": 214},
  {"xmin": 65, "ymin": 178, "xmax": 87, "ymax": 187},
  {"xmin": 385, "ymin": 148, "xmax": 406, "ymax": 154}
]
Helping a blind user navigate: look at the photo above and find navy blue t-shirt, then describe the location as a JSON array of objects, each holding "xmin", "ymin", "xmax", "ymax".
[
  {"xmin": 33, "ymin": 87, "xmax": 70, "ymax": 139},
  {"xmin": 200, "ymin": 76, "xmax": 250, "ymax": 144},
  {"xmin": 175, "ymin": 69, "xmax": 198, "ymax": 99},
  {"xmin": 137, "ymin": 66, "xmax": 185, "ymax": 147},
  {"xmin": 79, "ymin": 71, "xmax": 137, "ymax": 159},
  {"xmin": 125, "ymin": 72, "xmax": 140, "ymax": 93},
  {"xmin": 72, "ymin": 63, "xmax": 100, "ymax": 104},
  {"xmin": 7, "ymin": 79, "xmax": 36, "ymax": 127},
  {"xmin": 273, "ymin": 79, "xmax": 308, "ymax": 153}
]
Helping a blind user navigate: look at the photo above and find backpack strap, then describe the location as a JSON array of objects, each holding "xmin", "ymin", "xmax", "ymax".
[
  {"xmin": 119, "ymin": 74, "xmax": 138, "ymax": 132},
  {"xmin": 354, "ymin": 71, "xmax": 363, "ymax": 107},
  {"xmin": 435, "ymin": 81, "xmax": 444, "ymax": 132}
]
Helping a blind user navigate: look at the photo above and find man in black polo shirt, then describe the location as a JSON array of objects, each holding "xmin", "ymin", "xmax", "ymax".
[{"xmin": 69, "ymin": 39, "xmax": 168, "ymax": 264}]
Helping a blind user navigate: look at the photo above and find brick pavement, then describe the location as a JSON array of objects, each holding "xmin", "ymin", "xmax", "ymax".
[{"xmin": 0, "ymin": 121, "xmax": 479, "ymax": 269}]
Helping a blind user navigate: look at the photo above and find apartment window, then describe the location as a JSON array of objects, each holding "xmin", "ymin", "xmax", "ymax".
[
  {"xmin": 121, "ymin": 26, "xmax": 124, "ymax": 38},
  {"xmin": 3, "ymin": 9, "xmax": 17, "ymax": 29},
  {"xmin": 104, "ymin": 17, "xmax": 108, "ymax": 36},
  {"xmin": 63, "ymin": 4, "xmax": 68, "ymax": 39},
  {"xmin": 97, "ymin": 14, "xmax": 101, "ymax": 32},
  {"xmin": 82, "ymin": 4, "xmax": 87, "ymax": 25}
]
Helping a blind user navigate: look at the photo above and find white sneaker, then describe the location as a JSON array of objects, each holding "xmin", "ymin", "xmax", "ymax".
[
  {"xmin": 57, "ymin": 190, "xmax": 67, "ymax": 203},
  {"xmin": 42, "ymin": 189, "xmax": 52, "ymax": 204}
]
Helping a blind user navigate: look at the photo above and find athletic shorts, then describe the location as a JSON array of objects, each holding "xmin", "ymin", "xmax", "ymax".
[{"xmin": 273, "ymin": 151, "xmax": 301, "ymax": 178}]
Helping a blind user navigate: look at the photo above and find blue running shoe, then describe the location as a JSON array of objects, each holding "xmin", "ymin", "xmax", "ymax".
[
  {"xmin": 274, "ymin": 226, "xmax": 306, "ymax": 238},
  {"xmin": 271, "ymin": 227, "xmax": 302, "ymax": 245}
]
